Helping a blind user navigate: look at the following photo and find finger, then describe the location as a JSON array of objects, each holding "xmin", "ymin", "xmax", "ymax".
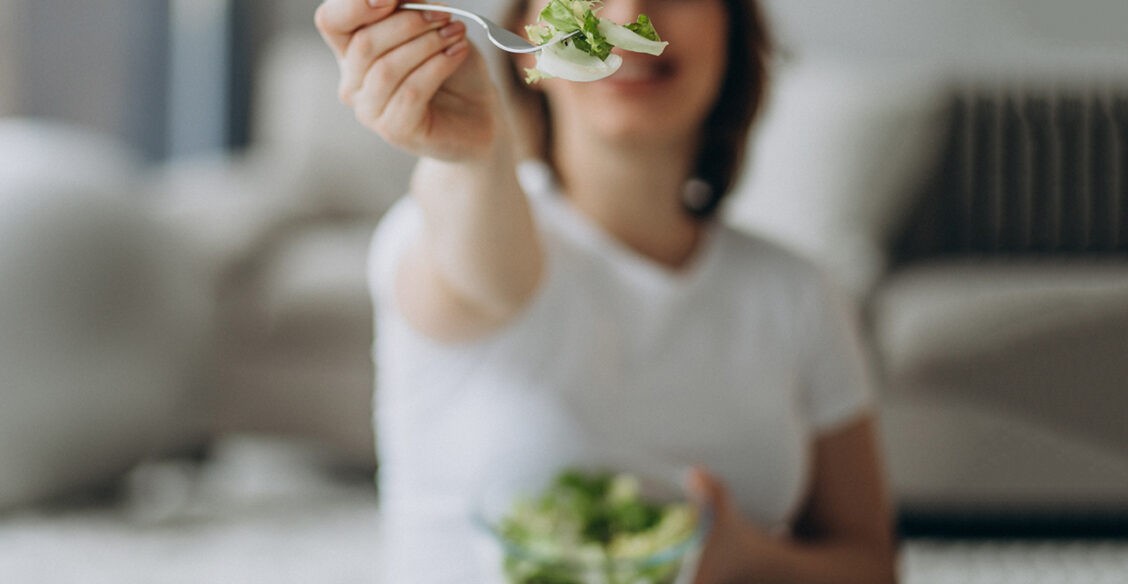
[
  {"xmin": 315, "ymin": 0, "xmax": 398, "ymax": 58},
  {"xmin": 353, "ymin": 23, "xmax": 470, "ymax": 137},
  {"xmin": 338, "ymin": 10, "xmax": 454, "ymax": 105},
  {"xmin": 687, "ymin": 466, "xmax": 731, "ymax": 518},
  {"xmin": 380, "ymin": 35, "xmax": 472, "ymax": 139}
]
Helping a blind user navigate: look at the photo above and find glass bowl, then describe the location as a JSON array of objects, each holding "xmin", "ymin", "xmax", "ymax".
[{"xmin": 471, "ymin": 454, "xmax": 709, "ymax": 584}]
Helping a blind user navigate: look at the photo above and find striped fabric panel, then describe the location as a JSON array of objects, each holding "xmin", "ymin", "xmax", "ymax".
[{"xmin": 896, "ymin": 86, "xmax": 1128, "ymax": 260}]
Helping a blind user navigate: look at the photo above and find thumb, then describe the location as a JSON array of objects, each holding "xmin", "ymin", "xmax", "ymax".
[
  {"xmin": 686, "ymin": 466, "xmax": 732, "ymax": 520},
  {"xmin": 315, "ymin": 0, "xmax": 399, "ymax": 58}
]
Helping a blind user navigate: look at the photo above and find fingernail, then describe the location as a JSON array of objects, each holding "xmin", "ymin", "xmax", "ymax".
[
  {"xmin": 683, "ymin": 466, "xmax": 704, "ymax": 495},
  {"xmin": 367, "ymin": 0, "xmax": 382, "ymax": 7},
  {"xmin": 444, "ymin": 39, "xmax": 468, "ymax": 56},
  {"xmin": 439, "ymin": 21, "xmax": 463, "ymax": 38}
]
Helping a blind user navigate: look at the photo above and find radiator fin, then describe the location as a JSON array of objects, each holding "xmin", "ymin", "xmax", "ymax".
[{"xmin": 897, "ymin": 86, "xmax": 1128, "ymax": 259}]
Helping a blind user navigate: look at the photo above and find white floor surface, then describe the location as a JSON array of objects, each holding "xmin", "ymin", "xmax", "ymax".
[{"xmin": 2, "ymin": 436, "xmax": 1125, "ymax": 584}]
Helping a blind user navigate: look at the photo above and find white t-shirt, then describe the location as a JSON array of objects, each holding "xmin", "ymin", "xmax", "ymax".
[{"xmin": 368, "ymin": 161, "xmax": 874, "ymax": 583}]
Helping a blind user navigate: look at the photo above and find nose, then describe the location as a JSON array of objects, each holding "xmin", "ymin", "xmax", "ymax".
[{"xmin": 598, "ymin": 0, "xmax": 649, "ymax": 23}]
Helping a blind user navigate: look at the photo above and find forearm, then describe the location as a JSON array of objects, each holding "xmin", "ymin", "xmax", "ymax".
[
  {"xmin": 406, "ymin": 137, "xmax": 543, "ymax": 333},
  {"xmin": 317, "ymin": 0, "xmax": 535, "ymax": 339},
  {"xmin": 737, "ymin": 534, "xmax": 898, "ymax": 584}
]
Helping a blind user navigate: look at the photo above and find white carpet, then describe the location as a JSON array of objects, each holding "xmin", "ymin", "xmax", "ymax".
[
  {"xmin": 2, "ymin": 436, "xmax": 1125, "ymax": 583},
  {"xmin": 900, "ymin": 539, "xmax": 1128, "ymax": 583},
  {"xmin": 0, "ymin": 436, "xmax": 384, "ymax": 584}
]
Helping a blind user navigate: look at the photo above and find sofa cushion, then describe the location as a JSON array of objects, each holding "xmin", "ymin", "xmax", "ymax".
[
  {"xmin": 211, "ymin": 223, "xmax": 379, "ymax": 468},
  {"xmin": 252, "ymin": 34, "xmax": 417, "ymax": 220},
  {"xmin": 0, "ymin": 120, "xmax": 212, "ymax": 509},
  {"xmin": 146, "ymin": 151, "xmax": 314, "ymax": 286},
  {"xmin": 880, "ymin": 395, "xmax": 1128, "ymax": 508},
  {"xmin": 870, "ymin": 258, "xmax": 1128, "ymax": 454},
  {"xmin": 872, "ymin": 259, "xmax": 1128, "ymax": 374},
  {"xmin": 255, "ymin": 223, "xmax": 377, "ymax": 332},
  {"xmin": 725, "ymin": 56, "xmax": 949, "ymax": 299}
]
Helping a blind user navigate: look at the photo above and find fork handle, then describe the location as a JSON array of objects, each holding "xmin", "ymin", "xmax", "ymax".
[{"xmin": 400, "ymin": 4, "xmax": 482, "ymax": 24}]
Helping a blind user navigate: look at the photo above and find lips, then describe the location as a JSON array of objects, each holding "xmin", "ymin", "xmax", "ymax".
[{"xmin": 606, "ymin": 58, "xmax": 675, "ymax": 84}]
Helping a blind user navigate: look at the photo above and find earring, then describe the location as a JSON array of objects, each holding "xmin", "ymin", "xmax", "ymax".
[{"xmin": 681, "ymin": 178, "xmax": 714, "ymax": 213}]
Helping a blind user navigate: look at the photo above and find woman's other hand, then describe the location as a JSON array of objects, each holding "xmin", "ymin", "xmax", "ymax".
[
  {"xmin": 315, "ymin": 0, "xmax": 501, "ymax": 161},
  {"xmin": 688, "ymin": 417, "xmax": 898, "ymax": 584},
  {"xmin": 688, "ymin": 466, "xmax": 774, "ymax": 584}
]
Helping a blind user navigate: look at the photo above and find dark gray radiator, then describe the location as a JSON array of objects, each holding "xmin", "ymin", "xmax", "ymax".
[{"xmin": 896, "ymin": 86, "xmax": 1128, "ymax": 260}]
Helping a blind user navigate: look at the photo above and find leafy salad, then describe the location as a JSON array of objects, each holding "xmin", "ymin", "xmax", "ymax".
[
  {"xmin": 525, "ymin": 0, "xmax": 668, "ymax": 83},
  {"xmin": 497, "ymin": 468, "xmax": 699, "ymax": 584}
]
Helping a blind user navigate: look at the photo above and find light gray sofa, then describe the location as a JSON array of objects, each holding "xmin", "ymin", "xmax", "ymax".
[
  {"xmin": 869, "ymin": 87, "xmax": 1128, "ymax": 521},
  {"xmin": 178, "ymin": 33, "xmax": 1128, "ymax": 522},
  {"xmin": 145, "ymin": 32, "xmax": 418, "ymax": 469},
  {"xmin": 0, "ymin": 119, "xmax": 211, "ymax": 509},
  {"xmin": 3, "ymin": 29, "xmax": 1126, "ymax": 531},
  {"xmin": 733, "ymin": 67, "xmax": 1128, "ymax": 526}
]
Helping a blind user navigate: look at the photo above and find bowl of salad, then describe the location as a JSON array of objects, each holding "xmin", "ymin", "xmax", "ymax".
[{"xmin": 472, "ymin": 457, "xmax": 708, "ymax": 584}]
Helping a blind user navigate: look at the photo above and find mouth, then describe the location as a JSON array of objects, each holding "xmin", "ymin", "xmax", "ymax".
[{"xmin": 604, "ymin": 56, "xmax": 676, "ymax": 86}]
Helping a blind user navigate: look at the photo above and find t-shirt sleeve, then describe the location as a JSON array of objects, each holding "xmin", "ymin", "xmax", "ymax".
[
  {"xmin": 367, "ymin": 195, "xmax": 495, "ymax": 408},
  {"xmin": 799, "ymin": 270, "xmax": 877, "ymax": 433},
  {"xmin": 368, "ymin": 195, "xmax": 423, "ymax": 311}
]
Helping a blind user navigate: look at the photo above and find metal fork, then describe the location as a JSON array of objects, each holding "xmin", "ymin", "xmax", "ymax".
[{"xmin": 400, "ymin": 3, "xmax": 572, "ymax": 53}]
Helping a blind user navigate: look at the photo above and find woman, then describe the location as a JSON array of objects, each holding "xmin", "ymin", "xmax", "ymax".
[{"xmin": 315, "ymin": 0, "xmax": 899, "ymax": 581}]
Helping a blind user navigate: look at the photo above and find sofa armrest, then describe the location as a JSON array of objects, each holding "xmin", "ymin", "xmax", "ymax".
[
  {"xmin": 0, "ymin": 119, "xmax": 212, "ymax": 509},
  {"xmin": 145, "ymin": 150, "xmax": 315, "ymax": 288}
]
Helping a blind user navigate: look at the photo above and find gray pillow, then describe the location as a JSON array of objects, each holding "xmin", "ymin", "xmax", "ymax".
[{"xmin": 0, "ymin": 120, "xmax": 210, "ymax": 509}]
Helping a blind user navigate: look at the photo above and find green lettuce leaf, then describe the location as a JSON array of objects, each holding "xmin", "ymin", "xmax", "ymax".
[
  {"xmin": 537, "ymin": 0, "xmax": 585, "ymax": 32},
  {"xmin": 625, "ymin": 14, "xmax": 660, "ymax": 41},
  {"xmin": 525, "ymin": 0, "xmax": 666, "ymax": 83}
]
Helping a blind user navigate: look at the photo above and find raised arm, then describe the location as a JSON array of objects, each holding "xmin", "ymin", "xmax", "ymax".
[{"xmin": 316, "ymin": 0, "xmax": 543, "ymax": 342}]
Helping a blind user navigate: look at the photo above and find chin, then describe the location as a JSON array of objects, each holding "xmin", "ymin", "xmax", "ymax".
[{"xmin": 594, "ymin": 115, "xmax": 698, "ymax": 150}]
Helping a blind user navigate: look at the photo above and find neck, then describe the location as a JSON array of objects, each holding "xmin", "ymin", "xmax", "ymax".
[{"xmin": 552, "ymin": 128, "xmax": 705, "ymax": 268}]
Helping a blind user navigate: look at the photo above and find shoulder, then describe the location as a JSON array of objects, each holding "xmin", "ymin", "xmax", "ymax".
[
  {"xmin": 710, "ymin": 223, "xmax": 860, "ymax": 336},
  {"xmin": 714, "ymin": 222, "xmax": 829, "ymax": 289},
  {"xmin": 373, "ymin": 195, "xmax": 422, "ymax": 244}
]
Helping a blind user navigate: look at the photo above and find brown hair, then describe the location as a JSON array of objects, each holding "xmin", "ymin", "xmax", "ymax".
[{"xmin": 500, "ymin": 0, "xmax": 773, "ymax": 219}]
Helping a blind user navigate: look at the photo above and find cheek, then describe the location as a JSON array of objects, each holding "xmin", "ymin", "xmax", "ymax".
[
  {"xmin": 663, "ymin": 8, "xmax": 729, "ymax": 75},
  {"xmin": 512, "ymin": 53, "xmax": 536, "ymax": 76},
  {"xmin": 703, "ymin": 42, "xmax": 729, "ymax": 89},
  {"xmin": 675, "ymin": 35, "xmax": 728, "ymax": 96}
]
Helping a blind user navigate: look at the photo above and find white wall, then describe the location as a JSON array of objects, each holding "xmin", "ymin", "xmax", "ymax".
[
  {"xmin": 254, "ymin": 0, "xmax": 1127, "ymax": 76},
  {"xmin": 0, "ymin": 1, "xmax": 19, "ymax": 116},
  {"xmin": 8, "ymin": 0, "xmax": 169, "ymax": 158},
  {"xmin": 761, "ymin": 0, "xmax": 1128, "ymax": 75},
  {"xmin": 18, "ymin": 1, "xmax": 135, "ymax": 133}
]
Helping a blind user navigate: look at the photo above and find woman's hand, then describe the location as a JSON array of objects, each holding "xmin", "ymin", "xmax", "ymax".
[
  {"xmin": 688, "ymin": 467, "xmax": 774, "ymax": 584},
  {"xmin": 316, "ymin": 0, "xmax": 540, "ymax": 344},
  {"xmin": 315, "ymin": 0, "xmax": 502, "ymax": 161},
  {"xmin": 687, "ymin": 418, "xmax": 899, "ymax": 584}
]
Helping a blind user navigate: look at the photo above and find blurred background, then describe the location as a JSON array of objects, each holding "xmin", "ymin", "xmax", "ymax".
[
  {"xmin": 5, "ymin": 0, "xmax": 1128, "ymax": 159},
  {"xmin": 1, "ymin": 0, "xmax": 1126, "ymax": 582}
]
